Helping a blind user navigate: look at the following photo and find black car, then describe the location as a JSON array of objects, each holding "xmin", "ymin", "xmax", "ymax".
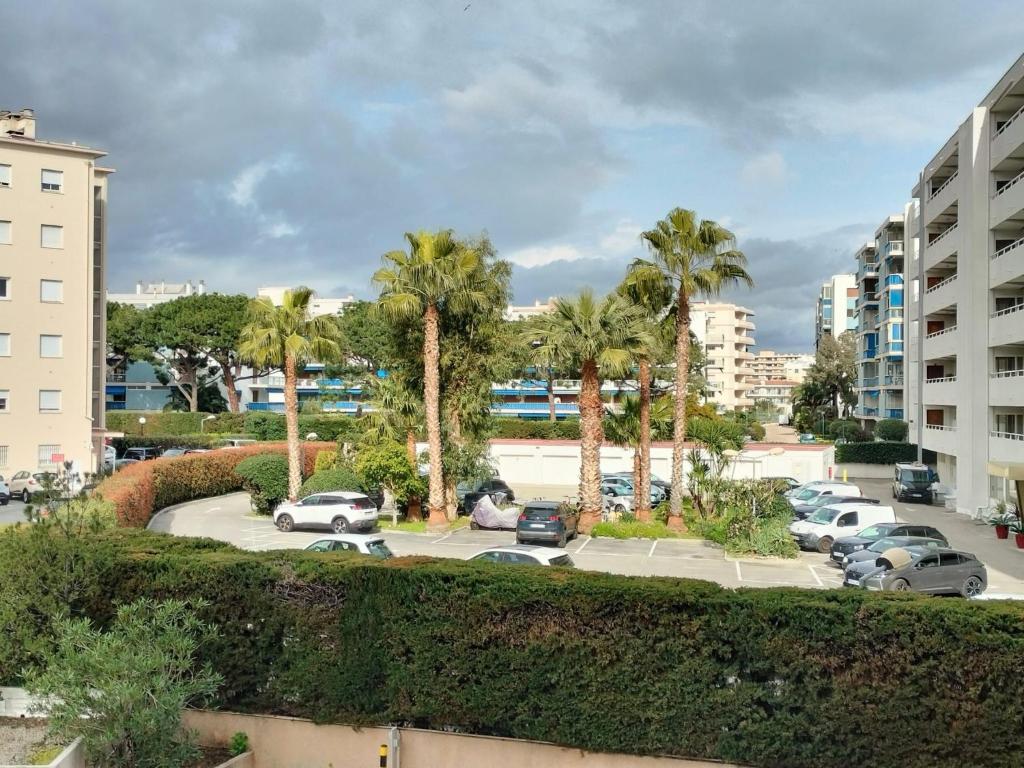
[
  {"xmin": 792, "ymin": 495, "xmax": 877, "ymax": 520},
  {"xmin": 461, "ymin": 478, "xmax": 515, "ymax": 512},
  {"xmin": 829, "ymin": 522, "xmax": 948, "ymax": 564},
  {"xmin": 892, "ymin": 463, "xmax": 935, "ymax": 504},
  {"xmin": 123, "ymin": 446, "xmax": 162, "ymax": 461},
  {"xmin": 516, "ymin": 501, "xmax": 580, "ymax": 547}
]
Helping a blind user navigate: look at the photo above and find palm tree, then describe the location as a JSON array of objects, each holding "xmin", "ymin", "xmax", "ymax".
[
  {"xmin": 631, "ymin": 208, "xmax": 753, "ymax": 522},
  {"xmin": 374, "ymin": 230, "xmax": 488, "ymax": 530},
  {"xmin": 527, "ymin": 290, "xmax": 651, "ymax": 532},
  {"xmin": 617, "ymin": 269, "xmax": 673, "ymax": 520},
  {"xmin": 605, "ymin": 395, "xmax": 673, "ymax": 513},
  {"xmin": 362, "ymin": 373, "xmax": 425, "ymax": 520},
  {"xmin": 239, "ymin": 287, "xmax": 343, "ymax": 500}
]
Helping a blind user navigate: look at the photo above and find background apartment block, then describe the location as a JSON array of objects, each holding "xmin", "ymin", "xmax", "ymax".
[
  {"xmin": 750, "ymin": 350, "xmax": 814, "ymax": 383},
  {"xmin": 906, "ymin": 53, "xmax": 1024, "ymax": 515},
  {"xmin": 690, "ymin": 302, "xmax": 756, "ymax": 412},
  {"xmin": 0, "ymin": 109, "xmax": 110, "ymax": 475},
  {"xmin": 815, "ymin": 273, "xmax": 857, "ymax": 349},
  {"xmin": 855, "ymin": 216, "xmax": 908, "ymax": 428}
]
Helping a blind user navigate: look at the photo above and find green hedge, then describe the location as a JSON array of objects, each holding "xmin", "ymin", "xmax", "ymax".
[
  {"xmin": 235, "ymin": 454, "xmax": 290, "ymax": 513},
  {"xmin": 109, "ymin": 435, "xmax": 218, "ymax": 455},
  {"xmin": 298, "ymin": 467, "xmax": 365, "ymax": 498},
  {"xmin": 875, "ymin": 419, "xmax": 909, "ymax": 442},
  {"xmin": 492, "ymin": 418, "xmax": 581, "ymax": 440},
  {"xmin": 1, "ymin": 529, "xmax": 1023, "ymax": 768},
  {"xmin": 106, "ymin": 412, "xmax": 247, "ymax": 436},
  {"xmin": 835, "ymin": 441, "xmax": 918, "ymax": 464}
]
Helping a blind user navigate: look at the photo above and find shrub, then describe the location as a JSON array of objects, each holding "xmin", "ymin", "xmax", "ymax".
[
  {"xmin": 106, "ymin": 411, "xmax": 247, "ymax": 437},
  {"xmin": 229, "ymin": 732, "xmax": 250, "ymax": 757},
  {"xmin": 94, "ymin": 442, "xmax": 335, "ymax": 527},
  {"xmin": 4, "ymin": 529, "xmax": 1024, "ymax": 768},
  {"xmin": 299, "ymin": 467, "xmax": 365, "ymax": 498},
  {"xmin": 590, "ymin": 520, "xmax": 689, "ymax": 539},
  {"xmin": 235, "ymin": 454, "xmax": 290, "ymax": 513},
  {"xmin": 25, "ymin": 598, "xmax": 221, "ymax": 768},
  {"xmin": 110, "ymin": 435, "xmax": 219, "ymax": 455},
  {"xmin": 875, "ymin": 418, "xmax": 909, "ymax": 442},
  {"xmin": 836, "ymin": 441, "xmax": 918, "ymax": 465},
  {"xmin": 314, "ymin": 450, "xmax": 339, "ymax": 473}
]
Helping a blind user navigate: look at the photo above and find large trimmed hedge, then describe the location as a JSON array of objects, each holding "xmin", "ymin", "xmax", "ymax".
[
  {"xmin": 835, "ymin": 441, "xmax": 917, "ymax": 464},
  {"xmin": 106, "ymin": 411, "xmax": 247, "ymax": 436},
  {"xmin": 95, "ymin": 442, "xmax": 335, "ymax": 526},
  {"xmin": 1, "ymin": 529, "xmax": 1022, "ymax": 767}
]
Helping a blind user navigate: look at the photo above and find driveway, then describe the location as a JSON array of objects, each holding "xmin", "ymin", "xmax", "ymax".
[{"xmin": 0, "ymin": 499, "xmax": 27, "ymax": 526}]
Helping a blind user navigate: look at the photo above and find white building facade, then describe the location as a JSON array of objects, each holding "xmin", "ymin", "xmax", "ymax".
[
  {"xmin": 816, "ymin": 274, "xmax": 857, "ymax": 349},
  {"xmin": 691, "ymin": 302, "xmax": 757, "ymax": 412}
]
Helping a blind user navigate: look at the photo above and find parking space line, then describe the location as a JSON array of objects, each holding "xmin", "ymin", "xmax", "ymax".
[
  {"xmin": 735, "ymin": 561, "xmax": 742, "ymax": 582},
  {"xmin": 648, "ymin": 540, "xmax": 658, "ymax": 557},
  {"xmin": 808, "ymin": 565, "xmax": 824, "ymax": 588},
  {"xmin": 434, "ymin": 532, "xmax": 454, "ymax": 544},
  {"xmin": 575, "ymin": 536, "xmax": 592, "ymax": 553}
]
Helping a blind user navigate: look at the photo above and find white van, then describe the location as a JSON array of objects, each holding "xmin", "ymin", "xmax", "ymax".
[
  {"xmin": 789, "ymin": 503, "xmax": 897, "ymax": 553},
  {"xmin": 785, "ymin": 481, "xmax": 862, "ymax": 508}
]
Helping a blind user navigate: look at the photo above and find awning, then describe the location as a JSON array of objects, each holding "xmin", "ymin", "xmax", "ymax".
[
  {"xmin": 987, "ymin": 463, "xmax": 1024, "ymax": 481},
  {"xmin": 105, "ymin": 385, "xmax": 127, "ymax": 395}
]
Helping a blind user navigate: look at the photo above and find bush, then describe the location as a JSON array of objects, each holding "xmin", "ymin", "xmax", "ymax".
[
  {"xmin": 875, "ymin": 419, "xmax": 909, "ymax": 442},
  {"xmin": 3, "ymin": 529, "xmax": 1024, "ymax": 768},
  {"xmin": 94, "ymin": 442, "xmax": 335, "ymax": 527},
  {"xmin": 590, "ymin": 520, "xmax": 689, "ymax": 539},
  {"xmin": 235, "ymin": 454, "xmax": 290, "ymax": 514},
  {"xmin": 836, "ymin": 441, "xmax": 918, "ymax": 465},
  {"xmin": 25, "ymin": 598, "xmax": 220, "ymax": 768},
  {"xmin": 492, "ymin": 419, "xmax": 581, "ymax": 440},
  {"xmin": 106, "ymin": 411, "xmax": 246, "ymax": 436},
  {"xmin": 314, "ymin": 450, "xmax": 339, "ymax": 473},
  {"xmin": 110, "ymin": 435, "xmax": 219, "ymax": 455},
  {"xmin": 299, "ymin": 467, "xmax": 365, "ymax": 498}
]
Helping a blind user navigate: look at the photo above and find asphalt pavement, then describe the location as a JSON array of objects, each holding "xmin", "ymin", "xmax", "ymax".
[{"xmin": 0, "ymin": 499, "xmax": 27, "ymax": 526}]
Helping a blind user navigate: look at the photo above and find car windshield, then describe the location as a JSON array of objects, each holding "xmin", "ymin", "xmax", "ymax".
[
  {"xmin": 868, "ymin": 537, "xmax": 901, "ymax": 552},
  {"xmin": 808, "ymin": 495, "xmax": 836, "ymax": 507},
  {"xmin": 366, "ymin": 541, "xmax": 393, "ymax": 559},
  {"xmin": 901, "ymin": 470, "xmax": 929, "ymax": 483},
  {"xmin": 858, "ymin": 525, "xmax": 885, "ymax": 538},
  {"xmin": 794, "ymin": 488, "xmax": 821, "ymax": 501},
  {"xmin": 807, "ymin": 507, "xmax": 840, "ymax": 524}
]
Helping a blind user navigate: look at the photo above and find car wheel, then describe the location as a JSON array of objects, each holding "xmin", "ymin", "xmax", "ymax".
[
  {"xmin": 332, "ymin": 517, "xmax": 350, "ymax": 534},
  {"xmin": 558, "ymin": 531, "xmax": 567, "ymax": 548},
  {"xmin": 470, "ymin": 521, "xmax": 480, "ymax": 530},
  {"xmin": 962, "ymin": 576, "xmax": 984, "ymax": 598},
  {"xmin": 816, "ymin": 536, "xmax": 833, "ymax": 554},
  {"xmin": 21, "ymin": 489, "xmax": 29, "ymax": 503},
  {"xmin": 889, "ymin": 578, "xmax": 911, "ymax": 592},
  {"xmin": 275, "ymin": 514, "xmax": 294, "ymax": 532},
  {"xmin": 614, "ymin": 504, "xmax": 625, "ymax": 514}
]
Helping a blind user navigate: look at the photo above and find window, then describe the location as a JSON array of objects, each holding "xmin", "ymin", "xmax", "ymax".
[
  {"xmin": 939, "ymin": 552, "xmax": 962, "ymax": 567},
  {"xmin": 41, "ymin": 169, "xmax": 62, "ymax": 192},
  {"xmin": 38, "ymin": 445, "xmax": 61, "ymax": 468},
  {"xmin": 0, "ymin": 164, "xmax": 9, "ymax": 187},
  {"xmin": 40, "ymin": 279, "xmax": 62, "ymax": 302},
  {"xmin": 0, "ymin": 333, "xmax": 9, "ymax": 356},
  {"xmin": 0, "ymin": 220, "xmax": 10, "ymax": 245},
  {"xmin": 0, "ymin": 390, "xmax": 7, "ymax": 411},
  {"xmin": 40, "ymin": 225, "xmax": 63, "ymax": 249},
  {"xmin": 39, "ymin": 390, "xmax": 62, "ymax": 413},
  {"xmin": 0, "ymin": 445, "xmax": 8, "ymax": 469},
  {"xmin": 39, "ymin": 335, "xmax": 63, "ymax": 358},
  {"xmin": 0, "ymin": 277, "xmax": 7, "ymax": 299}
]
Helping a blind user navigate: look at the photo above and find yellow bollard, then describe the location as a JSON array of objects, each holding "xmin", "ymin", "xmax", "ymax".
[
  {"xmin": 843, "ymin": 468, "xmax": 847, "ymax": 482},
  {"xmin": 379, "ymin": 744, "xmax": 388, "ymax": 768}
]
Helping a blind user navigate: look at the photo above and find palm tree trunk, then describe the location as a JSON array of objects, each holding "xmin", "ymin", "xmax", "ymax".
[
  {"xmin": 406, "ymin": 429, "xmax": 417, "ymax": 466},
  {"xmin": 405, "ymin": 428, "xmax": 422, "ymax": 522},
  {"xmin": 636, "ymin": 358, "xmax": 652, "ymax": 522},
  {"xmin": 669, "ymin": 288, "xmax": 691, "ymax": 523},
  {"xmin": 578, "ymin": 359, "xmax": 604, "ymax": 533},
  {"xmin": 547, "ymin": 370, "xmax": 556, "ymax": 422},
  {"xmin": 423, "ymin": 302, "xmax": 447, "ymax": 529},
  {"xmin": 445, "ymin": 408, "xmax": 462, "ymax": 521},
  {"xmin": 283, "ymin": 353, "xmax": 302, "ymax": 501}
]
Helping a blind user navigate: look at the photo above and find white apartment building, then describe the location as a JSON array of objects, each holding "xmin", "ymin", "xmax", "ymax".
[
  {"xmin": 906, "ymin": 53, "xmax": 1024, "ymax": 515},
  {"xmin": 855, "ymin": 215, "xmax": 909, "ymax": 429},
  {"xmin": 0, "ymin": 109, "xmax": 111, "ymax": 475},
  {"xmin": 751, "ymin": 350, "xmax": 814, "ymax": 384},
  {"xmin": 505, "ymin": 298, "xmax": 556, "ymax": 321},
  {"xmin": 257, "ymin": 286, "xmax": 356, "ymax": 317},
  {"xmin": 691, "ymin": 302, "xmax": 756, "ymax": 412},
  {"xmin": 747, "ymin": 379, "xmax": 800, "ymax": 417},
  {"xmin": 107, "ymin": 280, "xmax": 206, "ymax": 309},
  {"xmin": 816, "ymin": 274, "xmax": 857, "ymax": 349}
]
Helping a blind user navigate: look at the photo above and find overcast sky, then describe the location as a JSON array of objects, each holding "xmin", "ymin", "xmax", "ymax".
[{"xmin": 3, "ymin": 1, "xmax": 1022, "ymax": 350}]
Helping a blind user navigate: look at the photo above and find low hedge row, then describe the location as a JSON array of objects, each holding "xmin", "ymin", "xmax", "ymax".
[
  {"xmin": 1, "ymin": 529, "xmax": 1023, "ymax": 767},
  {"xmin": 835, "ymin": 441, "xmax": 918, "ymax": 464},
  {"xmin": 106, "ymin": 411, "xmax": 247, "ymax": 436},
  {"xmin": 109, "ymin": 435, "xmax": 259, "ymax": 455},
  {"xmin": 94, "ymin": 442, "xmax": 335, "ymax": 526}
]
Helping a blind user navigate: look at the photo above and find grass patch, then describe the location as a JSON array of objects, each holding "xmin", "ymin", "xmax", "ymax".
[
  {"xmin": 378, "ymin": 516, "xmax": 471, "ymax": 533},
  {"xmin": 590, "ymin": 520, "xmax": 697, "ymax": 540},
  {"xmin": 29, "ymin": 746, "xmax": 64, "ymax": 765}
]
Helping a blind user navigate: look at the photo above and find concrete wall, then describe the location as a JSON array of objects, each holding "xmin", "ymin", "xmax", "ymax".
[
  {"xmin": 183, "ymin": 710, "xmax": 744, "ymax": 768},
  {"xmin": 0, "ymin": 738, "xmax": 84, "ymax": 768},
  {"xmin": 836, "ymin": 463, "xmax": 894, "ymax": 480}
]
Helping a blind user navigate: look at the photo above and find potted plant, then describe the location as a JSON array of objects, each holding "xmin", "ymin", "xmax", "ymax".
[
  {"xmin": 989, "ymin": 502, "xmax": 1012, "ymax": 539},
  {"xmin": 1010, "ymin": 517, "xmax": 1024, "ymax": 550}
]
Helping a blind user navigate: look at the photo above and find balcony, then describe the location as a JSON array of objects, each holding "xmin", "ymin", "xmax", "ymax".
[
  {"xmin": 923, "ymin": 376, "xmax": 958, "ymax": 405},
  {"xmin": 926, "ymin": 170, "xmax": 959, "ymax": 216},
  {"xmin": 991, "ymin": 103, "xmax": 1024, "ymax": 169},
  {"xmin": 886, "ymin": 409, "xmax": 905, "ymax": 420},
  {"xmin": 106, "ymin": 401, "xmax": 127, "ymax": 411},
  {"xmin": 736, "ymin": 335, "xmax": 755, "ymax": 346},
  {"xmin": 923, "ymin": 274, "xmax": 958, "ymax": 315},
  {"xmin": 924, "ymin": 325, "xmax": 958, "ymax": 359},
  {"xmin": 991, "ymin": 239, "xmax": 1024, "ymax": 289},
  {"xmin": 883, "ymin": 240, "xmax": 904, "ymax": 258},
  {"xmin": 991, "ymin": 368, "xmax": 1024, "ymax": 407},
  {"xmin": 858, "ymin": 292, "xmax": 879, "ymax": 308},
  {"xmin": 884, "ymin": 274, "xmax": 904, "ymax": 288},
  {"xmin": 883, "ymin": 374, "xmax": 904, "ymax": 387},
  {"xmin": 989, "ymin": 302, "xmax": 1024, "ymax": 347},
  {"xmin": 882, "ymin": 341, "xmax": 904, "ymax": 358},
  {"xmin": 923, "ymin": 423, "xmax": 959, "ymax": 455},
  {"xmin": 855, "ymin": 407, "xmax": 880, "ymax": 418},
  {"xmin": 860, "ymin": 376, "xmax": 880, "ymax": 388},
  {"xmin": 862, "ymin": 347, "xmax": 878, "ymax": 361},
  {"xmin": 924, "ymin": 223, "xmax": 959, "ymax": 270},
  {"xmin": 990, "ymin": 430, "xmax": 1024, "ymax": 463},
  {"xmin": 107, "ymin": 372, "xmax": 127, "ymax": 383},
  {"xmin": 992, "ymin": 168, "xmax": 1024, "ymax": 228}
]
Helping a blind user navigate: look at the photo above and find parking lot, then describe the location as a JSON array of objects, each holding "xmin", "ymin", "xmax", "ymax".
[{"xmin": 0, "ymin": 499, "xmax": 27, "ymax": 526}]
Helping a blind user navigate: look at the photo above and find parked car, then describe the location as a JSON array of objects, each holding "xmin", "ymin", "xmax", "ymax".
[
  {"xmin": 123, "ymin": 447, "xmax": 162, "ymax": 461},
  {"xmin": 7, "ymin": 471, "xmax": 56, "ymax": 503},
  {"xmin": 861, "ymin": 547, "xmax": 987, "ymax": 597},
  {"xmin": 829, "ymin": 522, "xmax": 948, "ymax": 564},
  {"xmin": 892, "ymin": 462, "xmax": 935, "ymax": 504},
  {"xmin": 183, "ymin": 448, "xmax": 210, "ymax": 454},
  {"xmin": 461, "ymin": 478, "xmax": 515, "ymax": 511},
  {"xmin": 469, "ymin": 545, "xmax": 575, "ymax": 567},
  {"xmin": 792, "ymin": 494, "xmax": 877, "ymax": 520},
  {"xmin": 102, "ymin": 445, "xmax": 117, "ymax": 471},
  {"xmin": 113, "ymin": 458, "xmax": 139, "ymax": 471},
  {"xmin": 516, "ymin": 500, "xmax": 579, "ymax": 547},
  {"xmin": 841, "ymin": 539, "xmax": 949, "ymax": 585},
  {"xmin": 785, "ymin": 481, "xmax": 861, "ymax": 508},
  {"xmin": 788, "ymin": 503, "xmax": 897, "ymax": 553},
  {"xmin": 0, "ymin": 478, "xmax": 9, "ymax": 505},
  {"xmin": 274, "ymin": 492, "xmax": 379, "ymax": 533},
  {"xmin": 602, "ymin": 472, "xmax": 671, "ymax": 500},
  {"xmin": 602, "ymin": 474, "xmax": 665, "ymax": 504},
  {"xmin": 601, "ymin": 483, "xmax": 635, "ymax": 515},
  {"xmin": 160, "ymin": 448, "xmax": 188, "ymax": 458},
  {"xmin": 764, "ymin": 476, "xmax": 800, "ymax": 491},
  {"xmin": 304, "ymin": 534, "xmax": 394, "ymax": 559},
  {"xmin": 798, "ymin": 433, "xmax": 817, "ymax": 443}
]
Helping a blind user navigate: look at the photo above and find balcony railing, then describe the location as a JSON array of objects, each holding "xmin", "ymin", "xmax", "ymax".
[
  {"xmin": 858, "ymin": 292, "xmax": 879, "ymax": 307},
  {"xmin": 928, "ymin": 223, "xmax": 958, "ymax": 247},
  {"xmin": 928, "ymin": 171, "xmax": 959, "ymax": 200},
  {"xmin": 884, "ymin": 341, "xmax": 905, "ymax": 354},
  {"xmin": 995, "ymin": 168, "xmax": 1024, "ymax": 198},
  {"xmin": 993, "ymin": 237, "xmax": 1023, "ymax": 260},
  {"xmin": 883, "ymin": 375, "xmax": 904, "ymax": 386},
  {"xmin": 995, "ymin": 102, "xmax": 1024, "ymax": 138},
  {"xmin": 925, "ymin": 424, "xmax": 956, "ymax": 432},
  {"xmin": 925, "ymin": 375, "xmax": 957, "ymax": 384},
  {"xmin": 992, "ymin": 368, "xmax": 1024, "ymax": 379},
  {"xmin": 855, "ymin": 407, "xmax": 879, "ymax": 417},
  {"xmin": 925, "ymin": 274, "xmax": 957, "ymax": 294},
  {"xmin": 885, "ymin": 308, "xmax": 904, "ymax": 320},
  {"xmin": 884, "ymin": 240, "xmax": 905, "ymax": 256},
  {"xmin": 886, "ymin": 409, "xmax": 904, "ymax": 419},
  {"xmin": 106, "ymin": 401, "xmax": 127, "ymax": 411},
  {"xmin": 991, "ymin": 301, "xmax": 1024, "ymax": 318},
  {"xmin": 926, "ymin": 325, "xmax": 957, "ymax": 339},
  {"xmin": 991, "ymin": 430, "xmax": 1024, "ymax": 441},
  {"xmin": 861, "ymin": 376, "xmax": 880, "ymax": 387},
  {"xmin": 885, "ymin": 274, "xmax": 904, "ymax": 287}
]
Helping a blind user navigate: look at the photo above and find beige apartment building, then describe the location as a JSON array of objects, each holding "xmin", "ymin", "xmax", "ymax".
[
  {"xmin": 751, "ymin": 350, "xmax": 814, "ymax": 383},
  {"xmin": 0, "ymin": 109, "xmax": 111, "ymax": 476},
  {"xmin": 906, "ymin": 53, "xmax": 1024, "ymax": 515},
  {"xmin": 691, "ymin": 302, "xmax": 757, "ymax": 412}
]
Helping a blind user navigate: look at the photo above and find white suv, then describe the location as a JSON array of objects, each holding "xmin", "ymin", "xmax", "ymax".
[
  {"xmin": 273, "ymin": 492, "xmax": 379, "ymax": 533},
  {"xmin": 785, "ymin": 481, "xmax": 861, "ymax": 508},
  {"xmin": 789, "ymin": 502, "xmax": 897, "ymax": 553}
]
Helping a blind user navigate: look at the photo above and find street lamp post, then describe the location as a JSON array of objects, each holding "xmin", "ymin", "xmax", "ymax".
[
  {"xmin": 201, "ymin": 415, "xmax": 217, "ymax": 433},
  {"xmin": 138, "ymin": 416, "xmax": 146, "ymax": 437}
]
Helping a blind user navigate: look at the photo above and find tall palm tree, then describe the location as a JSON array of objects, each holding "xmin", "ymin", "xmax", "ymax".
[
  {"xmin": 239, "ymin": 287, "xmax": 343, "ymax": 500},
  {"xmin": 363, "ymin": 374, "xmax": 423, "ymax": 466},
  {"xmin": 631, "ymin": 209, "xmax": 753, "ymax": 522},
  {"xmin": 526, "ymin": 291, "xmax": 651, "ymax": 532},
  {"xmin": 617, "ymin": 269, "xmax": 673, "ymax": 520},
  {"xmin": 374, "ymin": 230, "xmax": 487, "ymax": 529},
  {"xmin": 605, "ymin": 395, "xmax": 673, "ymax": 510}
]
